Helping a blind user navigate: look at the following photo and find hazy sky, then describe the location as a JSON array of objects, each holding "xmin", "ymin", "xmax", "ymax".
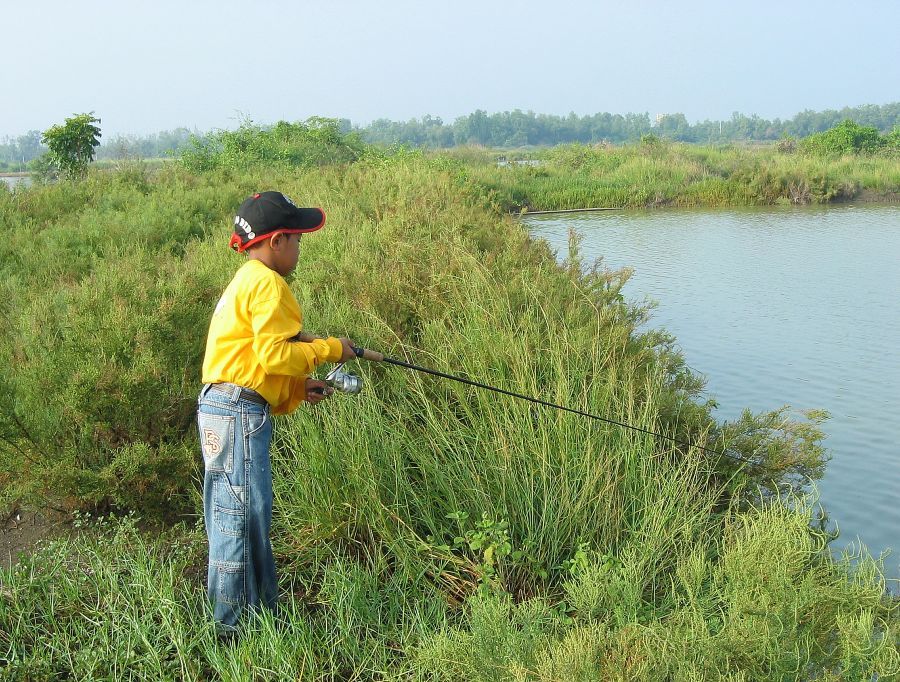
[{"xmin": 3, "ymin": 0, "xmax": 899, "ymax": 138}]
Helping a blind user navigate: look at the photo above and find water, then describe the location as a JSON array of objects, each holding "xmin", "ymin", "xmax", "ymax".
[
  {"xmin": 525, "ymin": 205, "xmax": 900, "ymax": 579},
  {"xmin": 0, "ymin": 175, "xmax": 32, "ymax": 189}
]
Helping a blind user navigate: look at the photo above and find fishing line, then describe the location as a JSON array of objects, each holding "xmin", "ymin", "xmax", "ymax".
[
  {"xmin": 357, "ymin": 348, "xmax": 755, "ymax": 465},
  {"xmin": 304, "ymin": 334, "xmax": 756, "ymax": 465}
]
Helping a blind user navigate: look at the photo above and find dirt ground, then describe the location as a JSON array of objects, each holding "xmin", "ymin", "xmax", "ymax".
[{"xmin": 1, "ymin": 509, "xmax": 73, "ymax": 571}]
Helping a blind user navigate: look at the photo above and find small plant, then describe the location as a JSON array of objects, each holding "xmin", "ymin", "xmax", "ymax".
[
  {"xmin": 560, "ymin": 541, "xmax": 592, "ymax": 576},
  {"xmin": 447, "ymin": 511, "xmax": 514, "ymax": 589}
]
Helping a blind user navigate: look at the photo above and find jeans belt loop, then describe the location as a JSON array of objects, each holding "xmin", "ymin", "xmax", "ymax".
[{"xmin": 229, "ymin": 383, "xmax": 242, "ymax": 402}]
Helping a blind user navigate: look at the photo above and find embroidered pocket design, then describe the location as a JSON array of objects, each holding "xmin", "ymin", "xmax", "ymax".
[{"xmin": 198, "ymin": 413, "xmax": 235, "ymax": 473}]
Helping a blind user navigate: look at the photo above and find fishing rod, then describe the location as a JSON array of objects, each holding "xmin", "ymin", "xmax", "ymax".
[{"xmin": 298, "ymin": 334, "xmax": 754, "ymax": 465}]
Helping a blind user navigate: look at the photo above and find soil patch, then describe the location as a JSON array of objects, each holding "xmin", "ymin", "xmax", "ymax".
[{"xmin": 1, "ymin": 509, "xmax": 73, "ymax": 570}]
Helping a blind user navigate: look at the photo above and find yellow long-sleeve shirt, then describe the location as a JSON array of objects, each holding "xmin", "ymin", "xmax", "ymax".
[{"xmin": 201, "ymin": 259, "xmax": 343, "ymax": 414}]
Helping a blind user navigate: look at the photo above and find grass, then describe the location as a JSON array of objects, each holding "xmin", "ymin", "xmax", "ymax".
[
  {"xmin": 0, "ymin": 137, "xmax": 898, "ymax": 679},
  {"xmin": 460, "ymin": 141, "xmax": 900, "ymax": 211}
]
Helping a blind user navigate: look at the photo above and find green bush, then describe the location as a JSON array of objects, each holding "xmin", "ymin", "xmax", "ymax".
[
  {"xmin": 800, "ymin": 119, "xmax": 885, "ymax": 156},
  {"xmin": 885, "ymin": 126, "xmax": 900, "ymax": 153},
  {"xmin": 179, "ymin": 117, "xmax": 365, "ymax": 173}
]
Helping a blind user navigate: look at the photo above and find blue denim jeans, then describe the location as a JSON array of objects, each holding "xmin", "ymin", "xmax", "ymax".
[{"xmin": 197, "ymin": 383, "xmax": 276, "ymax": 632}]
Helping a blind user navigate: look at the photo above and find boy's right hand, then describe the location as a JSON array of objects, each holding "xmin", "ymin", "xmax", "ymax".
[{"xmin": 338, "ymin": 337, "xmax": 356, "ymax": 362}]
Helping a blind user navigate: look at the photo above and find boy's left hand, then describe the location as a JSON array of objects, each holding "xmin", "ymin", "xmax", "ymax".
[{"xmin": 305, "ymin": 378, "xmax": 333, "ymax": 405}]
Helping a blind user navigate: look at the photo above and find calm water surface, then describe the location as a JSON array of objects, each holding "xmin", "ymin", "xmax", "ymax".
[
  {"xmin": 0, "ymin": 175, "xmax": 32, "ymax": 189},
  {"xmin": 525, "ymin": 205, "xmax": 899, "ymax": 579}
]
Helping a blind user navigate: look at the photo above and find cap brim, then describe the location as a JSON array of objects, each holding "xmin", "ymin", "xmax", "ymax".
[{"xmin": 292, "ymin": 208, "xmax": 326, "ymax": 233}]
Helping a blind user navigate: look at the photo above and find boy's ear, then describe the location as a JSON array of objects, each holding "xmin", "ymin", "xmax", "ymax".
[{"xmin": 269, "ymin": 232, "xmax": 284, "ymax": 250}]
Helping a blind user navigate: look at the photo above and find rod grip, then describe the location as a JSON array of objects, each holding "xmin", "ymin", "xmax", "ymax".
[{"xmin": 353, "ymin": 346, "xmax": 384, "ymax": 362}]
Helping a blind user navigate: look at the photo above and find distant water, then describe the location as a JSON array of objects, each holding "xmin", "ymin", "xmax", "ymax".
[
  {"xmin": 0, "ymin": 175, "xmax": 32, "ymax": 189},
  {"xmin": 525, "ymin": 205, "xmax": 900, "ymax": 581}
]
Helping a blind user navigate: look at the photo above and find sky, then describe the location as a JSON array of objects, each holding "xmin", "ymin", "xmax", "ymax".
[{"xmin": 3, "ymin": 0, "xmax": 899, "ymax": 139}]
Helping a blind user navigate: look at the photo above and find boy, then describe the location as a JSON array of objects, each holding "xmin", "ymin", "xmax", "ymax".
[{"xmin": 197, "ymin": 191, "xmax": 355, "ymax": 635}]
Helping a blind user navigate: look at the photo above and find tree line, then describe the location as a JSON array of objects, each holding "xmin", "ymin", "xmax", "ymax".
[
  {"xmin": 359, "ymin": 103, "xmax": 900, "ymax": 147},
  {"xmin": 2, "ymin": 103, "xmax": 898, "ymax": 169}
]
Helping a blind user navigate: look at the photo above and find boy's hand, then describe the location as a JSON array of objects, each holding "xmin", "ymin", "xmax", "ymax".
[
  {"xmin": 305, "ymin": 378, "xmax": 333, "ymax": 405},
  {"xmin": 338, "ymin": 337, "xmax": 356, "ymax": 362}
]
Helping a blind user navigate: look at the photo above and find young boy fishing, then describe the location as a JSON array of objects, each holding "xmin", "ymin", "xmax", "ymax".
[{"xmin": 197, "ymin": 191, "xmax": 355, "ymax": 637}]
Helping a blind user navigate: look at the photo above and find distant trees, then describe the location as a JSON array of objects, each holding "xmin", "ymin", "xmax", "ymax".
[
  {"xmin": 95, "ymin": 127, "xmax": 197, "ymax": 161},
  {"xmin": 357, "ymin": 102, "xmax": 900, "ymax": 148},
  {"xmin": 0, "ymin": 130, "xmax": 43, "ymax": 170}
]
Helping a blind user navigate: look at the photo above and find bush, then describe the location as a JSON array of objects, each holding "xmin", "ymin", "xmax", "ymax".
[
  {"xmin": 0, "ymin": 170, "xmax": 239, "ymax": 515},
  {"xmin": 776, "ymin": 136, "xmax": 797, "ymax": 154},
  {"xmin": 179, "ymin": 117, "xmax": 365, "ymax": 173},
  {"xmin": 800, "ymin": 119, "xmax": 885, "ymax": 156},
  {"xmin": 885, "ymin": 126, "xmax": 900, "ymax": 153},
  {"xmin": 40, "ymin": 113, "xmax": 102, "ymax": 179}
]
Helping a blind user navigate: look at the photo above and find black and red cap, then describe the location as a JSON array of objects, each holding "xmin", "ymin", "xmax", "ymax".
[{"xmin": 230, "ymin": 191, "xmax": 326, "ymax": 252}]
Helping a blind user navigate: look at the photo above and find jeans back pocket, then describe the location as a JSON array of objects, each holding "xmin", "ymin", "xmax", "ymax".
[{"xmin": 198, "ymin": 413, "xmax": 235, "ymax": 473}]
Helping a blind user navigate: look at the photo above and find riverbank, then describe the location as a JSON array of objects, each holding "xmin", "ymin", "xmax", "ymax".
[
  {"xmin": 1, "ymin": 131, "xmax": 898, "ymax": 678},
  {"xmin": 456, "ymin": 141, "xmax": 900, "ymax": 212},
  {"xmin": 514, "ymin": 188, "xmax": 900, "ymax": 217}
]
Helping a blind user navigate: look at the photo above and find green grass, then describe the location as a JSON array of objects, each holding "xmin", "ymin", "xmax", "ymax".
[
  {"xmin": 3, "ymin": 505, "xmax": 895, "ymax": 679},
  {"xmin": 460, "ymin": 141, "xmax": 900, "ymax": 211},
  {"xmin": 0, "ymin": 134, "xmax": 897, "ymax": 679}
]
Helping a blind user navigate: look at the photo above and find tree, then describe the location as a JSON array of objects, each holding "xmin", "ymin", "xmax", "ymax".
[{"xmin": 41, "ymin": 113, "xmax": 101, "ymax": 179}]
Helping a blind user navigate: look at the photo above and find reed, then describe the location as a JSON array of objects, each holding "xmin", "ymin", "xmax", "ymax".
[{"xmin": 462, "ymin": 141, "xmax": 900, "ymax": 211}]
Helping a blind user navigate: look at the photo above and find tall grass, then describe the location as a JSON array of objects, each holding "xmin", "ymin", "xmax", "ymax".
[
  {"xmin": 463, "ymin": 141, "xmax": 900, "ymax": 211},
  {"xmin": 1, "ymin": 133, "xmax": 897, "ymax": 678}
]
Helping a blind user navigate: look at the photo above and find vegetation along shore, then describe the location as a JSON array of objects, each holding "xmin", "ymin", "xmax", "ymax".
[{"xmin": 0, "ymin": 118, "xmax": 897, "ymax": 679}]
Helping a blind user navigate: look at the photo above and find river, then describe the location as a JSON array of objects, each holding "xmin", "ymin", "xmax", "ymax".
[
  {"xmin": 524, "ymin": 205, "xmax": 899, "ymax": 580},
  {"xmin": 0, "ymin": 175, "xmax": 32, "ymax": 189}
]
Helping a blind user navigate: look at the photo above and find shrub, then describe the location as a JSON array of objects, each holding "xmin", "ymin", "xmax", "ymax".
[
  {"xmin": 40, "ymin": 113, "xmax": 102, "ymax": 179},
  {"xmin": 800, "ymin": 119, "xmax": 884, "ymax": 156},
  {"xmin": 885, "ymin": 126, "xmax": 900, "ymax": 153},
  {"xmin": 776, "ymin": 136, "xmax": 797, "ymax": 154},
  {"xmin": 179, "ymin": 117, "xmax": 365, "ymax": 173}
]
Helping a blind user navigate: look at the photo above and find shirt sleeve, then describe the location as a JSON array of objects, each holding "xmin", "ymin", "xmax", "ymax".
[{"xmin": 250, "ymin": 294, "xmax": 344, "ymax": 376}]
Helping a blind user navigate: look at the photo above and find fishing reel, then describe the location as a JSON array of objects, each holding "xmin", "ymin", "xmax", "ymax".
[{"xmin": 324, "ymin": 362, "xmax": 363, "ymax": 395}]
